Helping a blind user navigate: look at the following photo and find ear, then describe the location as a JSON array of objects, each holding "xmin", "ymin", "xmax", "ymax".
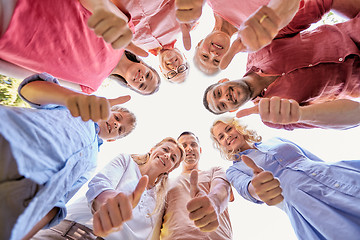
[
  {"xmin": 200, "ymin": 147, "xmax": 202, "ymax": 154},
  {"xmin": 106, "ymin": 139, "xmax": 116, "ymax": 142},
  {"xmin": 218, "ymin": 78, "xmax": 229, "ymax": 83},
  {"xmin": 197, "ymin": 39, "xmax": 203, "ymax": 48}
]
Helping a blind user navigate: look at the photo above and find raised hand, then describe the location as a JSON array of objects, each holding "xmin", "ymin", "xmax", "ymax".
[
  {"xmin": 242, "ymin": 155, "xmax": 283, "ymax": 206},
  {"xmin": 175, "ymin": 0, "xmax": 204, "ymax": 50},
  {"xmin": 66, "ymin": 94, "xmax": 131, "ymax": 122},
  {"xmin": 87, "ymin": 5, "xmax": 148, "ymax": 57},
  {"xmin": 186, "ymin": 170, "xmax": 219, "ymax": 232},
  {"xmin": 93, "ymin": 176, "xmax": 149, "ymax": 237},
  {"xmin": 220, "ymin": 6, "xmax": 280, "ymax": 70},
  {"xmin": 236, "ymin": 97, "xmax": 301, "ymax": 125}
]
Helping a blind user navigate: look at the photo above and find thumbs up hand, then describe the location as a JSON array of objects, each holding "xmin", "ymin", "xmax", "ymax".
[
  {"xmin": 93, "ymin": 175, "xmax": 148, "ymax": 237},
  {"xmin": 66, "ymin": 94, "xmax": 131, "ymax": 122},
  {"xmin": 186, "ymin": 170, "xmax": 219, "ymax": 232},
  {"xmin": 242, "ymin": 155, "xmax": 283, "ymax": 206}
]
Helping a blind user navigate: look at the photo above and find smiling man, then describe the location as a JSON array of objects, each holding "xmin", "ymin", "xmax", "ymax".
[{"xmin": 152, "ymin": 131, "xmax": 233, "ymax": 240}]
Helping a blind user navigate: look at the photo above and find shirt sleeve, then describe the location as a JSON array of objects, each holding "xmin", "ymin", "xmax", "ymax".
[
  {"xmin": 17, "ymin": 72, "xmax": 61, "ymax": 109},
  {"xmin": 226, "ymin": 165, "xmax": 263, "ymax": 204},
  {"xmin": 86, "ymin": 154, "xmax": 129, "ymax": 203}
]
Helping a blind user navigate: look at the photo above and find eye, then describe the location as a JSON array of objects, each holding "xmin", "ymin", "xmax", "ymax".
[
  {"xmin": 222, "ymin": 102, "xmax": 226, "ymax": 109},
  {"xmin": 202, "ymin": 54, "xmax": 209, "ymax": 60},
  {"xmin": 217, "ymin": 90, "xmax": 221, "ymax": 97},
  {"xmin": 213, "ymin": 59, "xmax": 220, "ymax": 66},
  {"xmin": 114, "ymin": 115, "xmax": 119, "ymax": 121},
  {"xmin": 219, "ymin": 134, "xmax": 224, "ymax": 140},
  {"xmin": 171, "ymin": 155, "xmax": 175, "ymax": 162},
  {"xmin": 146, "ymin": 72, "xmax": 150, "ymax": 78},
  {"xmin": 118, "ymin": 126, "xmax": 123, "ymax": 135},
  {"xmin": 139, "ymin": 83, "xmax": 144, "ymax": 89},
  {"xmin": 163, "ymin": 147, "xmax": 169, "ymax": 152},
  {"xmin": 191, "ymin": 143, "xmax": 197, "ymax": 147},
  {"xmin": 182, "ymin": 143, "xmax": 187, "ymax": 148}
]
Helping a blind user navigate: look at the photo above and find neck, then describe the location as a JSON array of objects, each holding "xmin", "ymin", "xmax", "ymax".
[
  {"xmin": 111, "ymin": 54, "xmax": 131, "ymax": 76},
  {"xmin": 139, "ymin": 163, "xmax": 159, "ymax": 188},
  {"xmin": 244, "ymin": 73, "xmax": 278, "ymax": 98},
  {"xmin": 214, "ymin": 13, "xmax": 238, "ymax": 37},
  {"xmin": 182, "ymin": 164, "xmax": 199, "ymax": 174}
]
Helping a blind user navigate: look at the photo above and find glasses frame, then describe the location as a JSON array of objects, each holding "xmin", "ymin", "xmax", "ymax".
[{"xmin": 166, "ymin": 64, "xmax": 189, "ymax": 79}]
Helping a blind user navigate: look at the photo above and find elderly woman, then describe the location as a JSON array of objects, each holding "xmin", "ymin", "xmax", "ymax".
[
  {"xmin": 33, "ymin": 137, "xmax": 185, "ymax": 239},
  {"xmin": 210, "ymin": 117, "xmax": 360, "ymax": 240}
]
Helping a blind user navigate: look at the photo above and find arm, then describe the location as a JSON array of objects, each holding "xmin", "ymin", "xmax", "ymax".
[
  {"xmin": 208, "ymin": 177, "xmax": 231, "ymax": 214},
  {"xmin": 19, "ymin": 73, "xmax": 130, "ymax": 122},
  {"xmin": 236, "ymin": 97, "xmax": 360, "ymax": 130},
  {"xmin": 332, "ymin": 0, "xmax": 360, "ymax": 19},
  {"xmin": 79, "ymin": 0, "xmax": 148, "ymax": 55},
  {"xmin": 267, "ymin": 0, "xmax": 301, "ymax": 29},
  {"xmin": 186, "ymin": 169, "xmax": 231, "ymax": 232}
]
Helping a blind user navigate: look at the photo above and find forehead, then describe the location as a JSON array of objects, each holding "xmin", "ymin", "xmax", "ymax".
[
  {"xmin": 178, "ymin": 134, "xmax": 199, "ymax": 144},
  {"xmin": 213, "ymin": 122, "xmax": 228, "ymax": 136},
  {"xmin": 161, "ymin": 141, "xmax": 181, "ymax": 156}
]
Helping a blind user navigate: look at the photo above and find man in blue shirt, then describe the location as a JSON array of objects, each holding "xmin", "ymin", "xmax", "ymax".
[{"xmin": 0, "ymin": 73, "xmax": 136, "ymax": 240}]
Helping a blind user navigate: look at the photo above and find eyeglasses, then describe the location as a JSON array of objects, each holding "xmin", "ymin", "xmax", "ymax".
[{"xmin": 166, "ymin": 64, "xmax": 188, "ymax": 79}]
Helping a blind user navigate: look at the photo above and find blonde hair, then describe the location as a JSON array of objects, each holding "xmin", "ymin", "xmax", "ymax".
[
  {"xmin": 210, "ymin": 117, "xmax": 262, "ymax": 161},
  {"xmin": 131, "ymin": 137, "xmax": 185, "ymax": 214}
]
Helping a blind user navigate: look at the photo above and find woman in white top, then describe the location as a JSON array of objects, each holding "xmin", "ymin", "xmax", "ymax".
[{"xmin": 33, "ymin": 137, "xmax": 185, "ymax": 240}]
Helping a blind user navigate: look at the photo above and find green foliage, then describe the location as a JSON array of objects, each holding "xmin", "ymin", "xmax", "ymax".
[{"xmin": 0, "ymin": 74, "xmax": 29, "ymax": 107}]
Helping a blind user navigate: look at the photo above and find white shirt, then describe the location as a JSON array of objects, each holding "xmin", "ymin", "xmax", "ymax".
[{"xmin": 66, "ymin": 154, "xmax": 158, "ymax": 240}]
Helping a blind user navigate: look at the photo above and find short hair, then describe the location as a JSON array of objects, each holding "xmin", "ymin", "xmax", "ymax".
[
  {"xmin": 110, "ymin": 106, "xmax": 137, "ymax": 138},
  {"xmin": 177, "ymin": 131, "xmax": 200, "ymax": 144},
  {"xmin": 203, "ymin": 83, "xmax": 221, "ymax": 115},
  {"xmin": 193, "ymin": 44, "xmax": 220, "ymax": 76},
  {"xmin": 110, "ymin": 51, "xmax": 161, "ymax": 95}
]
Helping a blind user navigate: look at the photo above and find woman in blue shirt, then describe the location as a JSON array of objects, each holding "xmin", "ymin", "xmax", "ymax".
[{"xmin": 210, "ymin": 117, "xmax": 360, "ymax": 240}]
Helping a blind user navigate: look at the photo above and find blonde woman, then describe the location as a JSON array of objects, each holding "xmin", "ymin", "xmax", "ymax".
[
  {"xmin": 33, "ymin": 137, "xmax": 185, "ymax": 240},
  {"xmin": 210, "ymin": 117, "xmax": 360, "ymax": 240}
]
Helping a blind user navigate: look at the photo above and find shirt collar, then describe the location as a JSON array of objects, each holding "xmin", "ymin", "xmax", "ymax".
[{"xmin": 94, "ymin": 123, "xmax": 103, "ymax": 150}]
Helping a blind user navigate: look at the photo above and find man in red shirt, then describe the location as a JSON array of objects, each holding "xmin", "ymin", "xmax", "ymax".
[{"xmin": 203, "ymin": 9, "xmax": 360, "ymax": 130}]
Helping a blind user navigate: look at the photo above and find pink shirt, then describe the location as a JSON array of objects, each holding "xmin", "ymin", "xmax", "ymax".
[
  {"xmin": 207, "ymin": 0, "xmax": 332, "ymax": 36},
  {"xmin": 0, "ymin": 0, "xmax": 123, "ymax": 93},
  {"xmin": 115, "ymin": 0, "xmax": 180, "ymax": 51},
  {"xmin": 246, "ymin": 12, "xmax": 360, "ymax": 130},
  {"xmin": 160, "ymin": 167, "xmax": 233, "ymax": 240}
]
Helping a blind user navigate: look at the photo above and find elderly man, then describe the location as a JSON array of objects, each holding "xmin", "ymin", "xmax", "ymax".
[{"xmin": 152, "ymin": 131, "xmax": 233, "ymax": 240}]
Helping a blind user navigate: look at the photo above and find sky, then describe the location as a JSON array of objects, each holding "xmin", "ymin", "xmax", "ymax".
[{"xmin": 70, "ymin": 5, "xmax": 360, "ymax": 240}]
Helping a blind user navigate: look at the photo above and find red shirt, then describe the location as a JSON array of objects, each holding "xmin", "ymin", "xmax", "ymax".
[
  {"xmin": 246, "ymin": 13, "xmax": 360, "ymax": 130},
  {"xmin": 0, "ymin": 0, "xmax": 123, "ymax": 93}
]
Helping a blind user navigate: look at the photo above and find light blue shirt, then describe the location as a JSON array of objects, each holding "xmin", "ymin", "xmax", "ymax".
[
  {"xmin": 0, "ymin": 73, "xmax": 102, "ymax": 240},
  {"xmin": 227, "ymin": 137, "xmax": 360, "ymax": 240}
]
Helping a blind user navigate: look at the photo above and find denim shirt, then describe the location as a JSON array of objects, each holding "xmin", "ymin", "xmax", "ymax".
[
  {"xmin": 1, "ymin": 73, "xmax": 102, "ymax": 240},
  {"xmin": 227, "ymin": 137, "xmax": 360, "ymax": 240}
]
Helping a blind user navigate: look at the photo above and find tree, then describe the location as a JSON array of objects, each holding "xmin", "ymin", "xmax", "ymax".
[{"xmin": 0, "ymin": 74, "xmax": 29, "ymax": 107}]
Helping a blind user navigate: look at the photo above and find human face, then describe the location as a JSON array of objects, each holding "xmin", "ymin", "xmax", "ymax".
[
  {"xmin": 97, "ymin": 111, "xmax": 133, "ymax": 141},
  {"xmin": 206, "ymin": 79, "xmax": 252, "ymax": 114},
  {"xmin": 195, "ymin": 30, "xmax": 231, "ymax": 73},
  {"xmin": 149, "ymin": 141, "xmax": 182, "ymax": 173},
  {"xmin": 212, "ymin": 122, "xmax": 250, "ymax": 153},
  {"xmin": 178, "ymin": 134, "xmax": 201, "ymax": 168},
  {"xmin": 159, "ymin": 49, "xmax": 185, "ymax": 71},
  {"xmin": 125, "ymin": 62, "xmax": 159, "ymax": 94}
]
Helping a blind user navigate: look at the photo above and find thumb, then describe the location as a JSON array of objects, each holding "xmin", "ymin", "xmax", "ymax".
[
  {"xmin": 125, "ymin": 42, "xmax": 149, "ymax": 57},
  {"xmin": 189, "ymin": 170, "xmax": 200, "ymax": 198},
  {"xmin": 241, "ymin": 155, "xmax": 264, "ymax": 175},
  {"xmin": 219, "ymin": 38, "xmax": 245, "ymax": 70},
  {"xmin": 236, "ymin": 105, "xmax": 259, "ymax": 118},
  {"xmin": 109, "ymin": 95, "xmax": 131, "ymax": 107},
  {"xmin": 130, "ymin": 175, "xmax": 149, "ymax": 208},
  {"xmin": 180, "ymin": 24, "xmax": 192, "ymax": 51}
]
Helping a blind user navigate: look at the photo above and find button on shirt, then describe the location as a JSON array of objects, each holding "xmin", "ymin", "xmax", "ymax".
[
  {"xmin": 2, "ymin": 73, "xmax": 101, "ymax": 240},
  {"xmin": 227, "ymin": 137, "xmax": 360, "ymax": 240}
]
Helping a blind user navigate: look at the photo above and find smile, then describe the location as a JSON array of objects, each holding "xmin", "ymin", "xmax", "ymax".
[
  {"xmin": 106, "ymin": 122, "xmax": 111, "ymax": 133},
  {"xmin": 229, "ymin": 87, "xmax": 236, "ymax": 103},
  {"xmin": 158, "ymin": 157, "xmax": 165, "ymax": 166},
  {"xmin": 212, "ymin": 42, "xmax": 223, "ymax": 49}
]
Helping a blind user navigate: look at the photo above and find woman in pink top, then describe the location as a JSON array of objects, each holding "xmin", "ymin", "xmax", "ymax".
[{"xmin": 0, "ymin": 0, "xmax": 160, "ymax": 95}]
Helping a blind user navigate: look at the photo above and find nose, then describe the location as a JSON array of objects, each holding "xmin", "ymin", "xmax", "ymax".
[
  {"xmin": 139, "ymin": 75, "xmax": 144, "ymax": 82},
  {"xmin": 164, "ymin": 152, "xmax": 171, "ymax": 159},
  {"xmin": 113, "ymin": 122, "xmax": 118, "ymax": 129},
  {"xmin": 185, "ymin": 145, "xmax": 192, "ymax": 152},
  {"xmin": 210, "ymin": 50, "xmax": 218, "ymax": 58}
]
